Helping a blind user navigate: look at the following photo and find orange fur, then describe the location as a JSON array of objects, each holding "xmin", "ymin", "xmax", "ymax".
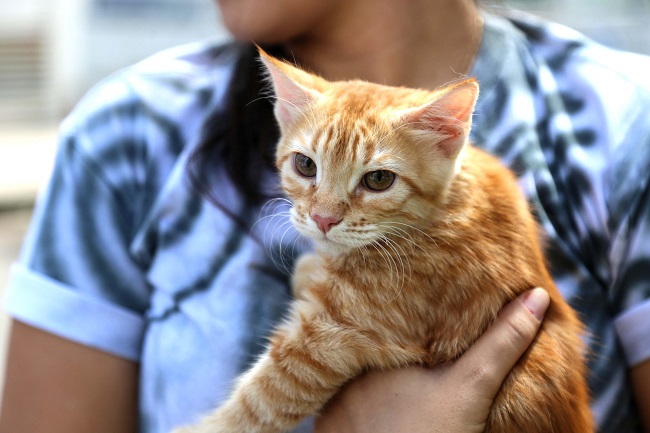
[{"xmin": 174, "ymin": 51, "xmax": 593, "ymax": 433}]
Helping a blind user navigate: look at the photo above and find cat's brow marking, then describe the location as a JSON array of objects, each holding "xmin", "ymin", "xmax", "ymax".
[
  {"xmin": 327, "ymin": 120, "xmax": 352, "ymax": 165},
  {"xmin": 317, "ymin": 123, "xmax": 337, "ymax": 155},
  {"xmin": 309, "ymin": 126, "xmax": 325, "ymax": 154},
  {"xmin": 348, "ymin": 128, "xmax": 361, "ymax": 161}
]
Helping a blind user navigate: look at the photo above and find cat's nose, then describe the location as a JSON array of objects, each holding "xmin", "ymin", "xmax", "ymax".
[{"xmin": 311, "ymin": 213, "xmax": 342, "ymax": 234}]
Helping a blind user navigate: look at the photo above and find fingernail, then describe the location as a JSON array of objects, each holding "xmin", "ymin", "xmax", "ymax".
[{"xmin": 522, "ymin": 288, "xmax": 550, "ymax": 321}]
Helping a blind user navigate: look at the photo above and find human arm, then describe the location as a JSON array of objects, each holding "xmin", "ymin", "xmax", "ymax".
[
  {"xmin": 0, "ymin": 320, "xmax": 139, "ymax": 433},
  {"xmin": 315, "ymin": 288, "xmax": 549, "ymax": 433},
  {"xmin": 631, "ymin": 359, "xmax": 650, "ymax": 433}
]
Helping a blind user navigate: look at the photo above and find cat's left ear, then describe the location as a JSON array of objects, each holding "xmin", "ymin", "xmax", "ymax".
[
  {"xmin": 399, "ymin": 79, "xmax": 479, "ymax": 159},
  {"xmin": 258, "ymin": 48, "xmax": 325, "ymax": 131}
]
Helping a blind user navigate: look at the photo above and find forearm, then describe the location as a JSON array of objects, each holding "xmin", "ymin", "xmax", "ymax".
[{"xmin": 0, "ymin": 320, "xmax": 139, "ymax": 433}]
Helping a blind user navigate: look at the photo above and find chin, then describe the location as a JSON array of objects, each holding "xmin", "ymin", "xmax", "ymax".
[
  {"xmin": 313, "ymin": 238, "xmax": 355, "ymax": 256},
  {"xmin": 217, "ymin": 0, "xmax": 328, "ymax": 45}
]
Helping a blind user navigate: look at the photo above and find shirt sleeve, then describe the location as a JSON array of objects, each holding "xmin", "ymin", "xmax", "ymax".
[
  {"xmin": 3, "ymin": 80, "xmax": 153, "ymax": 362},
  {"xmin": 610, "ymin": 150, "xmax": 650, "ymax": 367},
  {"xmin": 607, "ymin": 88, "xmax": 650, "ymax": 368}
]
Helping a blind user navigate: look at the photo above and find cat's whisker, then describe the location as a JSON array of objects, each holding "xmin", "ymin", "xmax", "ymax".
[
  {"xmin": 370, "ymin": 242, "xmax": 393, "ymax": 286},
  {"xmin": 368, "ymin": 241, "xmax": 392, "ymax": 278},
  {"xmin": 285, "ymin": 231, "xmax": 304, "ymax": 274},
  {"xmin": 370, "ymin": 238, "xmax": 402, "ymax": 299},
  {"xmin": 268, "ymin": 219, "xmax": 301, "ymax": 273},
  {"xmin": 258, "ymin": 211, "xmax": 292, "ymax": 245},
  {"xmin": 273, "ymin": 219, "xmax": 297, "ymax": 246},
  {"xmin": 288, "ymin": 231, "xmax": 307, "ymax": 271},
  {"xmin": 262, "ymin": 196, "xmax": 294, "ymax": 209},
  {"xmin": 267, "ymin": 235, "xmax": 291, "ymax": 273},
  {"xmin": 380, "ymin": 239, "xmax": 404, "ymax": 292},
  {"xmin": 394, "ymin": 239, "xmax": 413, "ymax": 286},
  {"xmin": 375, "ymin": 224, "xmax": 426, "ymax": 255},
  {"xmin": 356, "ymin": 244, "xmax": 371, "ymax": 267},
  {"xmin": 383, "ymin": 230, "xmax": 420, "ymax": 256},
  {"xmin": 246, "ymin": 95, "xmax": 273, "ymax": 107},
  {"xmin": 256, "ymin": 197, "xmax": 291, "ymax": 218},
  {"xmin": 375, "ymin": 223, "xmax": 416, "ymax": 242},
  {"xmin": 251, "ymin": 211, "xmax": 293, "ymax": 267},
  {"xmin": 350, "ymin": 222, "xmax": 422, "ymax": 257},
  {"xmin": 382, "ymin": 221, "xmax": 439, "ymax": 247},
  {"xmin": 379, "ymin": 235, "xmax": 412, "ymax": 303},
  {"xmin": 251, "ymin": 211, "xmax": 292, "ymax": 232},
  {"xmin": 384, "ymin": 240, "xmax": 406, "ymax": 303},
  {"xmin": 253, "ymin": 197, "xmax": 294, "ymax": 239},
  {"xmin": 282, "ymin": 232, "xmax": 303, "ymax": 275}
]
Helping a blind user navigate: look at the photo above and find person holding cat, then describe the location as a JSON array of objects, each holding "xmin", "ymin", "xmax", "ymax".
[{"xmin": 1, "ymin": 0, "xmax": 649, "ymax": 432}]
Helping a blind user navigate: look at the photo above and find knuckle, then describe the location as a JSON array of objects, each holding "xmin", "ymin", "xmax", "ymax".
[
  {"xmin": 503, "ymin": 312, "xmax": 536, "ymax": 348},
  {"xmin": 464, "ymin": 362, "xmax": 498, "ymax": 389}
]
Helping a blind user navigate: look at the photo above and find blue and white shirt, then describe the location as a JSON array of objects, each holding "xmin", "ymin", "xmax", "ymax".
[{"xmin": 5, "ymin": 11, "xmax": 650, "ymax": 433}]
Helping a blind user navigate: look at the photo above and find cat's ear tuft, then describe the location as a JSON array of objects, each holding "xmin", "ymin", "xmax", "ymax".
[
  {"xmin": 258, "ymin": 48, "xmax": 323, "ymax": 131},
  {"xmin": 399, "ymin": 79, "xmax": 479, "ymax": 159}
]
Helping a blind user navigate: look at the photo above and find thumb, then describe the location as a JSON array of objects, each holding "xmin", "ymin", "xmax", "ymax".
[{"xmin": 453, "ymin": 288, "xmax": 549, "ymax": 398}]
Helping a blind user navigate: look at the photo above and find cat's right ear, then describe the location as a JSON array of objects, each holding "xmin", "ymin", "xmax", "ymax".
[
  {"xmin": 258, "ymin": 49, "xmax": 323, "ymax": 131},
  {"xmin": 398, "ymin": 79, "xmax": 479, "ymax": 160}
]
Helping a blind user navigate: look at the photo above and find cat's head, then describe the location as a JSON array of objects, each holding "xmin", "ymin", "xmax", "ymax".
[{"xmin": 260, "ymin": 50, "xmax": 478, "ymax": 254}]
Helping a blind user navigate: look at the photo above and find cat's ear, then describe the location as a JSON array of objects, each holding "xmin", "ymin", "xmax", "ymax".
[
  {"xmin": 399, "ymin": 79, "xmax": 479, "ymax": 159},
  {"xmin": 258, "ymin": 48, "xmax": 324, "ymax": 131}
]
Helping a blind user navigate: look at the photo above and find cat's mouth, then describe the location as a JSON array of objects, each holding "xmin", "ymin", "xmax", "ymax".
[
  {"xmin": 289, "ymin": 211, "xmax": 362, "ymax": 252},
  {"xmin": 300, "ymin": 224, "xmax": 355, "ymax": 252},
  {"xmin": 312, "ymin": 230, "xmax": 341, "ymax": 246}
]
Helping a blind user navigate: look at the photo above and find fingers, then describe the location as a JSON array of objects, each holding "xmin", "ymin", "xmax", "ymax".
[{"xmin": 454, "ymin": 288, "xmax": 549, "ymax": 398}]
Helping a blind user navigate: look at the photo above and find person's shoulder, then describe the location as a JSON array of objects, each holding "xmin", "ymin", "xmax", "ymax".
[
  {"xmin": 62, "ymin": 42, "xmax": 239, "ymax": 137},
  {"xmin": 128, "ymin": 39, "xmax": 240, "ymax": 92},
  {"xmin": 508, "ymin": 11, "xmax": 650, "ymax": 93},
  {"xmin": 60, "ymin": 40, "xmax": 240, "ymax": 150}
]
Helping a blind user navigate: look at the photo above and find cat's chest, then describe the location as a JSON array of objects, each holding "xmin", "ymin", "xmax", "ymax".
[{"xmin": 316, "ymin": 265, "xmax": 491, "ymax": 359}]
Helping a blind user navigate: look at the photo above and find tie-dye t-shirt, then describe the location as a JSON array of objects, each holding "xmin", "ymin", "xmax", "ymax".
[{"xmin": 5, "ymin": 11, "xmax": 650, "ymax": 433}]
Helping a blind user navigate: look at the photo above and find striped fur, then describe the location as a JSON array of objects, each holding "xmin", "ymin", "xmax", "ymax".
[{"xmin": 174, "ymin": 52, "xmax": 593, "ymax": 433}]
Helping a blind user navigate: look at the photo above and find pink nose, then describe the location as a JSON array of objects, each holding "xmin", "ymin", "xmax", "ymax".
[{"xmin": 312, "ymin": 213, "xmax": 342, "ymax": 234}]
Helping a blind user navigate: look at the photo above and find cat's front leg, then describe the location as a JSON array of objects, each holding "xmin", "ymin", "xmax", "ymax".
[
  {"xmin": 173, "ymin": 307, "xmax": 368, "ymax": 433},
  {"xmin": 171, "ymin": 361, "xmax": 287, "ymax": 433}
]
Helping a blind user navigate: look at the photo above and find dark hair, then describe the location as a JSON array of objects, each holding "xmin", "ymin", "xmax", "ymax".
[{"xmin": 187, "ymin": 42, "xmax": 283, "ymax": 220}]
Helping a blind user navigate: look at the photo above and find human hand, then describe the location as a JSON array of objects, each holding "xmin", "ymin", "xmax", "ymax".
[{"xmin": 314, "ymin": 288, "xmax": 550, "ymax": 433}]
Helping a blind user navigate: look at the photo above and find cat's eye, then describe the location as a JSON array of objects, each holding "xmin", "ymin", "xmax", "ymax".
[
  {"xmin": 362, "ymin": 170, "xmax": 395, "ymax": 191},
  {"xmin": 294, "ymin": 153, "xmax": 317, "ymax": 178}
]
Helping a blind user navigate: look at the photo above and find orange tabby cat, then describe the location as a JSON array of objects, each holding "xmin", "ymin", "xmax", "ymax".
[{"xmin": 174, "ymin": 50, "xmax": 593, "ymax": 433}]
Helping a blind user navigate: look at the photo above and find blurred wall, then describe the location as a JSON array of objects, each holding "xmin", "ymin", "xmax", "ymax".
[
  {"xmin": 1, "ymin": 0, "xmax": 649, "ymax": 127},
  {"xmin": 501, "ymin": 0, "xmax": 650, "ymax": 55},
  {"xmin": 0, "ymin": 0, "xmax": 228, "ymax": 125}
]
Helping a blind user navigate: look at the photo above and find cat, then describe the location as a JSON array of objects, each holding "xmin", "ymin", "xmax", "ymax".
[{"xmin": 173, "ymin": 49, "xmax": 593, "ymax": 433}]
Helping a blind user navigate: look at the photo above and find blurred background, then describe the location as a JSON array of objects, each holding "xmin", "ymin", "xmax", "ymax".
[{"xmin": 0, "ymin": 0, "xmax": 649, "ymax": 401}]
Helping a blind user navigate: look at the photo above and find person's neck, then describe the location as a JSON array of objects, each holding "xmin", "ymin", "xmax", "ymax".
[{"xmin": 283, "ymin": 0, "xmax": 483, "ymax": 90}]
